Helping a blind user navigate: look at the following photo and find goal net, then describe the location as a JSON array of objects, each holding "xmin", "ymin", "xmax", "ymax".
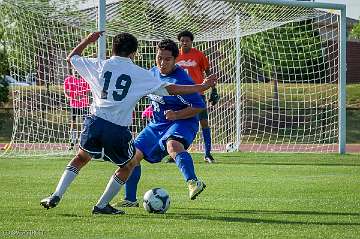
[{"xmin": 0, "ymin": 0, "xmax": 345, "ymax": 156}]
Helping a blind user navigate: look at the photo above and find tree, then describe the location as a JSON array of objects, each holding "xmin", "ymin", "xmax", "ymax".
[
  {"xmin": 241, "ymin": 19, "xmax": 325, "ymax": 83},
  {"xmin": 0, "ymin": 21, "xmax": 9, "ymax": 105},
  {"xmin": 350, "ymin": 20, "xmax": 360, "ymax": 40}
]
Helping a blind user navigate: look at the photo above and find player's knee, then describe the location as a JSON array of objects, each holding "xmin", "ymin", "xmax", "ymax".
[
  {"xmin": 70, "ymin": 151, "xmax": 91, "ymax": 169},
  {"xmin": 166, "ymin": 140, "xmax": 184, "ymax": 155},
  {"xmin": 121, "ymin": 158, "xmax": 138, "ymax": 173},
  {"xmin": 114, "ymin": 159, "xmax": 138, "ymax": 181},
  {"xmin": 127, "ymin": 159, "xmax": 137, "ymax": 169}
]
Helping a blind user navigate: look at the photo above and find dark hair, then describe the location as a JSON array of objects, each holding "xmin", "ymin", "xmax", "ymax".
[
  {"xmin": 112, "ymin": 32, "xmax": 138, "ymax": 57},
  {"xmin": 177, "ymin": 30, "xmax": 194, "ymax": 41},
  {"xmin": 157, "ymin": 39, "xmax": 179, "ymax": 58}
]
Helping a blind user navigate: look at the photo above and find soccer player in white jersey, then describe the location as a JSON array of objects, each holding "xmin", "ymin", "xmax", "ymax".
[{"xmin": 40, "ymin": 31, "xmax": 216, "ymax": 215}]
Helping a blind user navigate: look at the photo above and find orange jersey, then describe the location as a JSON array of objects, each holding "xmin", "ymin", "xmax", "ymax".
[{"xmin": 176, "ymin": 48, "xmax": 209, "ymax": 85}]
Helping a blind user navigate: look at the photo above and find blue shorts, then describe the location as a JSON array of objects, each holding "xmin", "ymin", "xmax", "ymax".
[
  {"xmin": 134, "ymin": 120, "xmax": 199, "ymax": 163},
  {"xmin": 80, "ymin": 115, "xmax": 135, "ymax": 167}
]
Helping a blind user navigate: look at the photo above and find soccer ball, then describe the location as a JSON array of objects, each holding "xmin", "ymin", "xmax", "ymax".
[
  {"xmin": 143, "ymin": 188, "xmax": 170, "ymax": 214},
  {"xmin": 225, "ymin": 142, "xmax": 237, "ymax": 152}
]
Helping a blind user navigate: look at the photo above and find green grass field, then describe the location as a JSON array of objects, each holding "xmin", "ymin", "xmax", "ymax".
[{"xmin": 1, "ymin": 153, "xmax": 359, "ymax": 239}]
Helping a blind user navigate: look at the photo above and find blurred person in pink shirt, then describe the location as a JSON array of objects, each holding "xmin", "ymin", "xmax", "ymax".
[{"xmin": 64, "ymin": 71, "xmax": 90, "ymax": 150}]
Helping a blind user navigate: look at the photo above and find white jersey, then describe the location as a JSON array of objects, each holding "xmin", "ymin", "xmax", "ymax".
[{"xmin": 70, "ymin": 55, "xmax": 171, "ymax": 126}]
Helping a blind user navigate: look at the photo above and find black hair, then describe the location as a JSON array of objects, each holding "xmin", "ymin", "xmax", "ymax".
[
  {"xmin": 177, "ymin": 30, "xmax": 194, "ymax": 41},
  {"xmin": 112, "ymin": 32, "xmax": 138, "ymax": 57},
  {"xmin": 157, "ymin": 39, "xmax": 179, "ymax": 58}
]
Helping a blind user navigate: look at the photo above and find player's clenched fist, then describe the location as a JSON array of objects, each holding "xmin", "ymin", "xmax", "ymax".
[{"xmin": 85, "ymin": 31, "xmax": 105, "ymax": 43}]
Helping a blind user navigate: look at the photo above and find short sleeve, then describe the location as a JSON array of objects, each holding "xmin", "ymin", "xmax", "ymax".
[
  {"xmin": 199, "ymin": 52, "xmax": 210, "ymax": 72},
  {"xmin": 144, "ymin": 68, "xmax": 171, "ymax": 96},
  {"xmin": 151, "ymin": 82, "xmax": 172, "ymax": 96},
  {"xmin": 70, "ymin": 55, "xmax": 102, "ymax": 84}
]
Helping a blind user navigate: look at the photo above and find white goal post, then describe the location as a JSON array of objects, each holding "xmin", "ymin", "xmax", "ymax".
[{"xmin": 0, "ymin": 0, "xmax": 346, "ymax": 157}]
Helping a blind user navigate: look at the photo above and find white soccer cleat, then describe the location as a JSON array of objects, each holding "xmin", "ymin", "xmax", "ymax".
[
  {"xmin": 40, "ymin": 194, "xmax": 61, "ymax": 209},
  {"xmin": 187, "ymin": 179, "xmax": 206, "ymax": 200}
]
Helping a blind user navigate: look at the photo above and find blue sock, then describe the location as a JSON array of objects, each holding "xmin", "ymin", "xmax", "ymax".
[
  {"xmin": 175, "ymin": 151, "xmax": 197, "ymax": 182},
  {"xmin": 202, "ymin": 127, "xmax": 212, "ymax": 156},
  {"xmin": 124, "ymin": 165, "xmax": 141, "ymax": 202}
]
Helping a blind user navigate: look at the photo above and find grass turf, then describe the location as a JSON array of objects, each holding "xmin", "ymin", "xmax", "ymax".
[{"xmin": 0, "ymin": 153, "xmax": 359, "ymax": 238}]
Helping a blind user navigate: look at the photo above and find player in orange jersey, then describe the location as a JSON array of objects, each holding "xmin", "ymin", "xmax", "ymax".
[{"xmin": 176, "ymin": 30, "xmax": 219, "ymax": 163}]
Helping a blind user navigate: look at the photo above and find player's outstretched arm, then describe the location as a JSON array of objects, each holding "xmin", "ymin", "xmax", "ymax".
[
  {"xmin": 166, "ymin": 74, "xmax": 217, "ymax": 95},
  {"xmin": 66, "ymin": 31, "xmax": 104, "ymax": 63},
  {"xmin": 165, "ymin": 107, "xmax": 203, "ymax": 121}
]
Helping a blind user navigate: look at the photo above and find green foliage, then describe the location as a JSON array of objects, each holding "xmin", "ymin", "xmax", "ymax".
[
  {"xmin": 0, "ymin": 76, "xmax": 9, "ymax": 104},
  {"xmin": 106, "ymin": 0, "xmax": 205, "ymax": 40},
  {"xmin": 0, "ymin": 1, "xmax": 90, "ymax": 81},
  {"xmin": 350, "ymin": 20, "xmax": 360, "ymax": 40},
  {"xmin": 110, "ymin": 0, "xmax": 153, "ymax": 36},
  {"xmin": 0, "ymin": 21, "xmax": 9, "ymax": 104},
  {"xmin": 241, "ymin": 20, "xmax": 325, "ymax": 82},
  {"xmin": 0, "ymin": 2, "xmax": 50, "ymax": 78}
]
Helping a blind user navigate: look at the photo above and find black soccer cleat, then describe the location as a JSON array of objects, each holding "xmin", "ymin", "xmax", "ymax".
[
  {"xmin": 40, "ymin": 194, "xmax": 61, "ymax": 210},
  {"xmin": 204, "ymin": 154, "xmax": 215, "ymax": 163},
  {"xmin": 92, "ymin": 204, "xmax": 125, "ymax": 215}
]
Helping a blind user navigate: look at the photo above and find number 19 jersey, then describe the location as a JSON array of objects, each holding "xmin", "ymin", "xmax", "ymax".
[{"xmin": 70, "ymin": 55, "xmax": 171, "ymax": 126}]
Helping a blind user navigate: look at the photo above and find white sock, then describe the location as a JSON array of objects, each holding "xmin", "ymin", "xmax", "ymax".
[
  {"xmin": 96, "ymin": 174, "xmax": 124, "ymax": 209},
  {"xmin": 53, "ymin": 165, "xmax": 79, "ymax": 198}
]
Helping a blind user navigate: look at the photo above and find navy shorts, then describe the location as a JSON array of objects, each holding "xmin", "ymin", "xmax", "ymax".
[
  {"xmin": 80, "ymin": 115, "xmax": 135, "ymax": 167},
  {"xmin": 198, "ymin": 95, "xmax": 208, "ymax": 121}
]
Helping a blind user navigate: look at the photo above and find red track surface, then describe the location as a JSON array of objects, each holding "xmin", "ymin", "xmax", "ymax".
[{"xmin": 1, "ymin": 143, "xmax": 359, "ymax": 153}]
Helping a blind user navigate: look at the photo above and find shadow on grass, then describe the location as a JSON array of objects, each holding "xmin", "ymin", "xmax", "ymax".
[
  {"xmin": 57, "ymin": 213, "xmax": 88, "ymax": 218},
  {"xmin": 216, "ymin": 157, "xmax": 360, "ymax": 167},
  {"xmin": 175, "ymin": 207, "xmax": 360, "ymax": 217},
  {"xmin": 44, "ymin": 207, "xmax": 360, "ymax": 227},
  {"xmin": 131, "ymin": 208, "xmax": 360, "ymax": 226}
]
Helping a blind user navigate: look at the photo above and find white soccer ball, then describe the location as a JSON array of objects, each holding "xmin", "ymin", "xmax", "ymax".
[
  {"xmin": 225, "ymin": 142, "xmax": 237, "ymax": 152},
  {"xmin": 143, "ymin": 188, "xmax": 170, "ymax": 214}
]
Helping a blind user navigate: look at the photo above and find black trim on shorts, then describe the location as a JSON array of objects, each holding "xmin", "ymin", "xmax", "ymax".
[{"xmin": 166, "ymin": 135, "xmax": 190, "ymax": 150}]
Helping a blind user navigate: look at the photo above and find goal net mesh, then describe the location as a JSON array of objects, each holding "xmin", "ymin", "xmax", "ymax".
[{"xmin": 0, "ymin": 0, "xmax": 341, "ymax": 156}]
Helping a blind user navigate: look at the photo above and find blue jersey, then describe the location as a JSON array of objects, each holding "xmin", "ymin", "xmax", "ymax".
[
  {"xmin": 148, "ymin": 66, "xmax": 205, "ymax": 125},
  {"xmin": 134, "ymin": 66, "xmax": 205, "ymax": 163}
]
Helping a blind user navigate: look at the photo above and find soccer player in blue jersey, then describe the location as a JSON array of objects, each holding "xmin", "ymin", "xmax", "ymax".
[
  {"xmin": 40, "ymin": 32, "xmax": 216, "ymax": 215},
  {"xmin": 115, "ymin": 39, "xmax": 207, "ymax": 207}
]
